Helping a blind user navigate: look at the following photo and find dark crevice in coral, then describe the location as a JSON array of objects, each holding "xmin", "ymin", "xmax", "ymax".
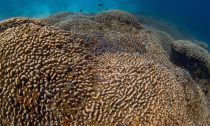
[
  {"xmin": 171, "ymin": 48, "xmax": 210, "ymax": 81},
  {"xmin": 0, "ymin": 29, "xmax": 4, "ymax": 33}
]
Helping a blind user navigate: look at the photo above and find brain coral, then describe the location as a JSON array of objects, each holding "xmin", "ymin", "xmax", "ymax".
[
  {"xmin": 171, "ymin": 40, "xmax": 210, "ymax": 79},
  {"xmin": 148, "ymin": 28, "xmax": 175, "ymax": 55},
  {"xmin": 183, "ymin": 82, "xmax": 210, "ymax": 126},
  {"xmin": 0, "ymin": 16, "xmax": 209, "ymax": 126},
  {"xmin": 41, "ymin": 12, "xmax": 73, "ymax": 25},
  {"xmin": 0, "ymin": 18, "xmax": 44, "ymax": 32},
  {"xmin": 43, "ymin": 11, "xmax": 193, "ymax": 86},
  {"xmin": 0, "ymin": 18, "xmax": 96, "ymax": 126},
  {"xmin": 57, "ymin": 18, "xmax": 103, "ymax": 34},
  {"xmin": 76, "ymin": 53, "xmax": 192, "ymax": 126},
  {"xmin": 93, "ymin": 10, "xmax": 142, "ymax": 29}
]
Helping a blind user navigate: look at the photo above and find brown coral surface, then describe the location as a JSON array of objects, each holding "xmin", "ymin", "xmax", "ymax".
[
  {"xmin": 78, "ymin": 53, "xmax": 192, "ymax": 126},
  {"xmin": 0, "ymin": 10, "xmax": 210, "ymax": 126},
  {"xmin": 0, "ymin": 18, "xmax": 96, "ymax": 126},
  {"xmin": 93, "ymin": 10, "xmax": 142, "ymax": 29}
]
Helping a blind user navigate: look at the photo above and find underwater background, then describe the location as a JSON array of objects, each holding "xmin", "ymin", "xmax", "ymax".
[
  {"xmin": 1, "ymin": 0, "xmax": 210, "ymax": 125},
  {"xmin": 0, "ymin": 0, "xmax": 209, "ymax": 44}
]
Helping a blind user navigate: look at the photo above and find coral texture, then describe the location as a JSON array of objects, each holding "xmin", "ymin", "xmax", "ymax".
[
  {"xmin": 183, "ymin": 82, "xmax": 209, "ymax": 126},
  {"xmin": 0, "ymin": 18, "xmax": 95, "ymax": 125},
  {"xmin": 0, "ymin": 17, "xmax": 44, "ymax": 32},
  {"xmin": 57, "ymin": 18, "xmax": 103, "ymax": 34},
  {"xmin": 78, "ymin": 53, "xmax": 192, "ymax": 126},
  {"xmin": 41, "ymin": 12, "xmax": 73, "ymax": 25},
  {"xmin": 171, "ymin": 40, "xmax": 210, "ymax": 79},
  {"xmin": 93, "ymin": 10, "xmax": 142, "ymax": 29},
  {"xmin": 149, "ymin": 29, "xmax": 175, "ymax": 55},
  {"xmin": 0, "ymin": 10, "xmax": 210, "ymax": 126}
]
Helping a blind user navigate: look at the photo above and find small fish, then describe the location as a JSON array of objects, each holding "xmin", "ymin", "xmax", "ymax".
[{"xmin": 99, "ymin": 3, "xmax": 104, "ymax": 7}]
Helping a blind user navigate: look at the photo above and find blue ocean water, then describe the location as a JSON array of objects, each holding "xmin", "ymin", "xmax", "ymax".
[{"xmin": 0, "ymin": 0, "xmax": 209, "ymax": 44}]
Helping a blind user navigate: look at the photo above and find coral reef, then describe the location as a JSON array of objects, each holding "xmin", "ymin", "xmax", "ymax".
[
  {"xmin": 183, "ymin": 82, "xmax": 210, "ymax": 125},
  {"xmin": 41, "ymin": 12, "xmax": 73, "ymax": 25},
  {"xmin": 0, "ymin": 18, "xmax": 96, "ymax": 125},
  {"xmin": 57, "ymin": 18, "xmax": 103, "ymax": 34},
  {"xmin": 171, "ymin": 40, "xmax": 210, "ymax": 79},
  {"xmin": 44, "ymin": 11, "xmax": 175, "ymax": 71},
  {"xmin": 0, "ymin": 17, "xmax": 44, "ymax": 32},
  {"xmin": 0, "ymin": 10, "xmax": 210, "ymax": 126},
  {"xmin": 78, "ymin": 53, "xmax": 193, "ymax": 126},
  {"xmin": 171, "ymin": 40, "xmax": 210, "ymax": 109},
  {"xmin": 148, "ymin": 29, "xmax": 175, "ymax": 55},
  {"xmin": 93, "ymin": 10, "xmax": 142, "ymax": 29}
]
